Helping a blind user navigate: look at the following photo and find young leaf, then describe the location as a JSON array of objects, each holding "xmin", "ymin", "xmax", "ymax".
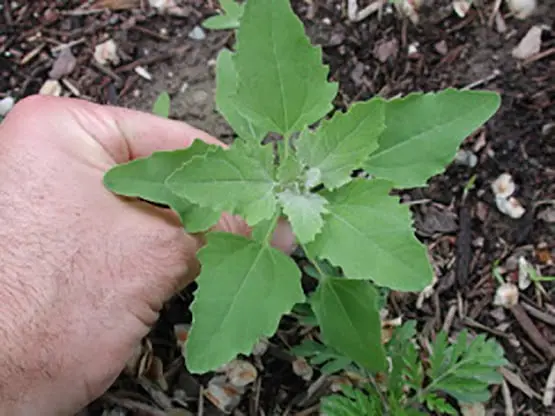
[
  {"xmin": 166, "ymin": 142, "xmax": 277, "ymax": 225},
  {"xmin": 152, "ymin": 91, "xmax": 171, "ymax": 118},
  {"xmin": 185, "ymin": 232, "xmax": 304, "ymax": 373},
  {"xmin": 310, "ymin": 278, "xmax": 387, "ymax": 372},
  {"xmin": 103, "ymin": 139, "xmax": 220, "ymax": 232},
  {"xmin": 277, "ymin": 188, "xmax": 328, "ymax": 244},
  {"xmin": 202, "ymin": 0, "xmax": 244, "ymax": 30},
  {"xmin": 321, "ymin": 384, "xmax": 383, "ymax": 415},
  {"xmin": 364, "ymin": 89, "xmax": 501, "ymax": 188},
  {"xmin": 215, "ymin": 49, "xmax": 266, "ymax": 143},
  {"xmin": 291, "ymin": 339, "xmax": 355, "ymax": 374},
  {"xmin": 307, "ymin": 179, "xmax": 433, "ymax": 291},
  {"xmin": 296, "ymin": 98, "xmax": 385, "ymax": 189},
  {"xmin": 426, "ymin": 330, "xmax": 509, "ymax": 404},
  {"xmin": 232, "ymin": 0, "xmax": 338, "ymax": 136}
]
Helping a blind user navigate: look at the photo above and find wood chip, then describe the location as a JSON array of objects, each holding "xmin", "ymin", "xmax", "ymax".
[
  {"xmin": 500, "ymin": 367, "xmax": 542, "ymax": 400},
  {"xmin": 543, "ymin": 363, "xmax": 555, "ymax": 407}
]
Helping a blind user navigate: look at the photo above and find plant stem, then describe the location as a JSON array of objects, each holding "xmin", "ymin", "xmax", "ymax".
[{"xmin": 300, "ymin": 242, "xmax": 327, "ymax": 279}]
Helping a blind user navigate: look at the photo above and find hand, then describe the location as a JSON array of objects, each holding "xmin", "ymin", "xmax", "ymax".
[{"xmin": 0, "ymin": 95, "xmax": 294, "ymax": 415}]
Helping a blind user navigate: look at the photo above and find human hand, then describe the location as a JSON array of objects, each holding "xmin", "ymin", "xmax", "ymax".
[{"xmin": 0, "ymin": 96, "xmax": 294, "ymax": 415}]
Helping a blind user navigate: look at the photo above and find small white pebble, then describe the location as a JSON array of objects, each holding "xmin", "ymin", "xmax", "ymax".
[
  {"xmin": 188, "ymin": 26, "xmax": 206, "ymax": 41},
  {"xmin": 292, "ymin": 358, "xmax": 313, "ymax": 381},
  {"xmin": 39, "ymin": 79, "xmax": 62, "ymax": 96},
  {"xmin": 453, "ymin": 0, "xmax": 471, "ymax": 18},
  {"xmin": 322, "ymin": 17, "xmax": 331, "ymax": 25},
  {"xmin": 0, "ymin": 96, "xmax": 15, "ymax": 116},
  {"xmin": 407, "ymin": 41, "xmax": 419, "ymax": 55},
  {"xmin": 506, "ymin": 0, "xmax": 537, "ymax": 19},
  {"xmin": 454, "ymin": 149, "xmax": 478, "ymax": 167},
  {"xmin": 225, "ymin": 359, "xmax": 258, "ymax": 387},
  {"xmin": 94, "ymin": 39, "xmax": 120, "ymax": 66},
  {"xmin": 518, "ymin": 256, "xmax": 532, "ymax": 290},
  {"xmin": 495, "ymin": 195, "xmax": 525, "ymax": 219},
  {"xmin": 493, "ymin": 282, "xmax": 519, "ymax": 308},
  {"xmin": 491, "ymin": 173, "xmax": 515, "ymax": 199},
  {"xmin": 251, "ymin": 338, "xmax": 269, "ymax": 356},
  {"xmin": 134, "ymin": 66, "xmax": 152, "ymax": 81}
]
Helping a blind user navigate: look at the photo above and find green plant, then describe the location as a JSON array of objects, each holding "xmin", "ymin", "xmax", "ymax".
[
  {"xmin": 103, "ymin": 0, "xmax": 500, "ymax": 374},
  {"xmin": 321, "ymin": 322, "xmax": 509, "ymax": 415},
  {"xmin": 152, "ymin": 91, "xmax": 171, "ymax": 118},
  {"xmin": 202, "ymin": 0, "xmax": 244, "ymax": 30}
]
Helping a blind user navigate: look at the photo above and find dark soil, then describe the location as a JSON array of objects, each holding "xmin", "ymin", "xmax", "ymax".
[{"xmin": 1, "ymin": 1, "xmax": 554, "ymax": 415}]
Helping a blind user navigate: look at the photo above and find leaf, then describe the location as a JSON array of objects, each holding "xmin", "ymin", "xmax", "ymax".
[
  {"xmin": 185, "ymin": 232, "xmax": 304, "ymax": 373},
  {"xmin": 426, "ymin": 330, "xmax": 509, "ymax": 404},
  {"xmin": 202, "ymin": 0, "xmax": 244, "ymax": 30},
  {"xmin": 307, "ymin": 179, "xmax": 433, "ymax": 291},
  {"xmin": 423, "ymin": 393, "xmax": 458, "ymax": 415},
  {"xmin": 277, "ymin": 188, "xmax": 328, "ymax": 244},
  {"xmin": 166, "ymin": 142, "xmax": 277, "ymax": 226},
  {"xmin": 103, "ymin": 139, "xmax": 220, "ymax": 232},
  {"xmin": 364, "ymin": 89, "xmax": 501, "ymax": 188},
  {"xmin": 232, "ymin": 0, "xmax": 338, "ymax": 136},
  {"xmin": 152, "ymin": 91, "xmax": 170, "ymax": 118},
  {"xmin": 291, "ymin": 339, "xmax": 354, "ymax": 374},
  {"xmin": 321, "ymin": 384, "xmax": 383, "ymax": 415},
  {"xmin": 277, "ymin": 154, "xmax": 304, "ymax": 185},
  {"xmin": 215, "ymin": 49, "xmax": 266, "ymax": 143},
  {"xmin": 311, "ymin": 278, "xmax": 387, "ymax": 372},
  {"xmin": 297, "ymin": 98, "xmax": 385, "ymax": 189}
]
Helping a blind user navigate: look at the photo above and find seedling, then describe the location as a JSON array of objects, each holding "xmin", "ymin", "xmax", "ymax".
[
  {"xmin": 322, "ymin": 322, "xmax": 508, "ymax": 415},
  {"xmin": 103, "ymin": 0, "xmax": 501, "ymax": 375}
]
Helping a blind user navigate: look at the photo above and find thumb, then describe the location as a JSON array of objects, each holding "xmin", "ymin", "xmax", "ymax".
[{"xmin": 20, "ymin": 95, "xmax": 226, "ymax": 163}]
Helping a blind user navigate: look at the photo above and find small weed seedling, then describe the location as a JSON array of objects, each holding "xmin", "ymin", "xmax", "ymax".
[
  {"xmin": 319, "ymin": 321, "xmax": 508, "ymax": 415},
  {"xmin": 104, "ymin": 0, "xmax": 502, "ymax": 380}
]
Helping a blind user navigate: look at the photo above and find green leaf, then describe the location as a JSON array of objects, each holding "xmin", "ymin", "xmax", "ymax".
[
  {"xmin": 310, "ymin": 278, "xmax": 386, "ymax": 372},
  {"xmin": 166, "ymin": 142, "xmax": 277, "ymax": 226},
  {"xmin": 364, "ymin": 89, "xmax": 501, "ymax": 188},
  {"xmin": 232, "ymin": 0, "xmax": 338, "ymax": 136},
  {"xmin": 103, "ymin": 139, "xmax": 220, "ymax": 232},
  {"xmin": 152, "ymin": 91, "xmax": 171, "ymax": 118},
  {"xmin": 321, "ymin": 386, "xmax": 382, "ymax": 416},
  {"xmin": 185, "ymin": 232, "xmax": 304, "ymax": 373},
  {"xmin": 202, "ymin": 0, "xmax": 244, "ymax": 30},
  {"xmin": 215, "ymin": 49, "xmax": 266, "ymax": 143},
  {"xmin": 307, "ymin": 179, "xmax": 433, "ymax": 291},
  {"xmin": 423, "ymin": 394, "xmax": 457, "ymax": 415},
  {"xmin": 277, "ymin": 188, "xmax": 328, "ymax": 244},
  {"xmin": 297, "ymin": 98, "xmax": 385, "ymax": 189},
  {"xmin": 277, "ymin": 153, "xmax": 304, "ymax": 185},
  {"xmin": 291, "ymin": 339, "xmax": 354, "ymax": 374},
  {"xmin": 426, "ymin": 330, "xmax": 509, "ymax": 404}
]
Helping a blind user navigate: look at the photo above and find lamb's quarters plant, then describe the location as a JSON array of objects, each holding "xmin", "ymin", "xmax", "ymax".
[{"xmin": 103, "ymin": 0, "xmax": 501, "ymax": 374}]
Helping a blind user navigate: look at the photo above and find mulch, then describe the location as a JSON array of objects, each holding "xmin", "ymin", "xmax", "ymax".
[{"xmin": 1, "ymin": 1, "xmax": 554, "ymax": 415}]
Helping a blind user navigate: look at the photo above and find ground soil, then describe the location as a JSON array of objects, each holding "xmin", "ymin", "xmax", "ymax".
[{"xmin": 1, "ymin": 1, "xmax": 554, "ymax": 415}]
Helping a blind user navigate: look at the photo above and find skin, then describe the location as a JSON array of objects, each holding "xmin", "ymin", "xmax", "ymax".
[{"xmin": 0, "ymin": 95, "xmax": 295, "ymax": 415}]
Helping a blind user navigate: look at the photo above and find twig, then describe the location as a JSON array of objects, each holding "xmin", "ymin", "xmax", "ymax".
[
  {"xmin": 90, "ymin": 61, "xmax": 124, "ymax": 86},
  {"xmin": 488, "ymin": 0, "xmax": 503, "ymax": 27},
  {"xmin": 501, "ymin": 380, "xmax": 515, "ymax": 416},
  {"xmin": 463, "ymin": 69, "xmax": 501, "ymax": 90},
  {"xmin": 347, "ymin": 0, "xmax": 383, "ymax": 22},
  {"xmin": 521, "ymin": 301, "xmax": 555, "ymax": 327},
  {"xmin": 499, "ymin": 367, "xmax": 542, "ymax": 400},
  {"xmin": 103, "ymin": 394, "xmax": 166, "ymax": 416},
  {"xmin": 51, "ymin": 38, "xmax": 86, "ymax": 54},
  {"xmin": 523, "ymin": 47, "xmax": 555, "ymax": 66},
  {"xmin": 510, "ymin": 303, "xmax": 555, "ymax": 359},
  {"xmin": 543, "ymin": 363, "xmax": 555, "ymax": 407}
]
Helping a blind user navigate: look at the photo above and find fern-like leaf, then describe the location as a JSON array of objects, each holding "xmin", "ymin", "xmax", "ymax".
[{"xmin": 425, "ymin": 330, "xmax": 508, "ymax": 404}]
